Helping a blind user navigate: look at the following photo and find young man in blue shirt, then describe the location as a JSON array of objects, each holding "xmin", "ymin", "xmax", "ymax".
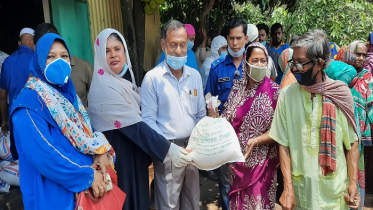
[
  {"xmin": 0, "ymin": 28, "xmax": 34, "ymax": 135},
  {"xmin": 266, "ymin": 23, "xmax": 290, "ymax": 84},
  {"xmin": 204, "ymin": 18, "xmax": 248, "ymax": 210}
]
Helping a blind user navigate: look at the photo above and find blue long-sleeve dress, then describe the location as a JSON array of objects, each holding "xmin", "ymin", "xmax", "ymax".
[{"xmin": 10, "ymin": 88, "xmax": 95, "ymax": 210}]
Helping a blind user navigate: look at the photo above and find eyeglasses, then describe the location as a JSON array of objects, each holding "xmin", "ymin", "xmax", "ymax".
[
  {"xmin": 163, "ymin": 40, "xmax": 187, "ymax": 51},
  {"xmin": 287, "ymin": 59, "xmax": 314, "ymax": 72}
]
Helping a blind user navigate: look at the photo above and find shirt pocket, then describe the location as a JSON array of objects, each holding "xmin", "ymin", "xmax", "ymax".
[
  {"xmin": 291, "ymin": 173, "xmax": 307, "ymax": 209},
  {"xmin": 217, "ymin": 81, "xmax": 232, "ymax": 92},
  {"xmin": 318, "ymin": 172, "xmax": 345, "ymax": 208},
  {"xmin": 183, "ymin": 86, "xmax": 199, "ymax": 115}
]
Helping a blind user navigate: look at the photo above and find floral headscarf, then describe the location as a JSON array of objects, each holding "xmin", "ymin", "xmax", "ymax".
[{"xmin": 340, "ymin": 40, "xmax": 366, "ymax": 65}]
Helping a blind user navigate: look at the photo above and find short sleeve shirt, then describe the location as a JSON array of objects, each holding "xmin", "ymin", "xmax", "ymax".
[{"xmin": 204, "ymin": 55, "xmax": 243, "ymax": 114}]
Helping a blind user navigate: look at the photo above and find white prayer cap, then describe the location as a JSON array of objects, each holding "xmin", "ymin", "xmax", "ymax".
[
  {"xmin": 247, "ymin": 24, "xmax": 259, "ymax": 43},
  {"xmin": 19, "ymin": 28, "xmax": 34, "ymax": 37}
]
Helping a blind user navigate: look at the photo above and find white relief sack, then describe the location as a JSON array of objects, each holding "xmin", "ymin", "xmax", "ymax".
[
  {"xmin": 0, "ymin": 129, "xmax": 14, "ymax": 161},
  {"xmin": 186, "ymin": 116, "xmax": 245, "ymax": 170},
  {"xmin": 0, "ymin": 160, "xmax": 19, "ymax": 187},
  {"xmin": 0, "ymin": 160, "xmax": 20, "ymax": 193}
]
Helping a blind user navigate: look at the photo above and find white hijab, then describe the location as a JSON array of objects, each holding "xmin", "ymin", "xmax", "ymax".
[
  {"xmin": 88, "ymin": 28, "xmax": 142, "ymax": 132},
  {"xmin": 210, "ymin": 35, "xmax": 227, "ymax": 60}
]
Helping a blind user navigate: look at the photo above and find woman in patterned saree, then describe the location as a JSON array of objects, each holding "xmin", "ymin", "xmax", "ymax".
[
  {"xmin": 338, "ymin": 41, "xmax": 373, "ymax": 209},
  {"xmin": 210, "ymin": 42, "xmax": 280, "ymax": 209}
]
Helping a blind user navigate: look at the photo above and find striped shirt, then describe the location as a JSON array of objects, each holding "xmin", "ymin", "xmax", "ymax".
[{"xmin": 141, "ymin": 61, "xmax": 206, "ymax": 140}]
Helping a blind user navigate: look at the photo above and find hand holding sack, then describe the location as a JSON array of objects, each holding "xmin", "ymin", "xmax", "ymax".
[
  {"xmin": 75, "ymin": 167, "xmax": 126, "ymax": 210},
  {"xmin": 205, "ymin": 92, "xmax": 221, "ymax": 110},
  {"xmin": 186, "ymin": 117, "xmax": 244, "ymax": 170},
  {"xmin": 167, "ymin": 143, "xmax": 192, "ymax": 167}
]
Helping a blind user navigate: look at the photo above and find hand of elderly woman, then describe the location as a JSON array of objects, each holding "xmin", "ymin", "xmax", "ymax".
[
  {"xmin": 244, "ymin": 139, "xmax": 256, "ymax": 160},
  {"xmin": 92, "ymin": 154, "xmax": 110, "ymax": 180},
  {"xmin": 91, "ymin": 170, "xmax": 108, "ymax": 198},
  {"xmin": 207, "ymin": 108, "xmax": 219, "ymax": 118}
]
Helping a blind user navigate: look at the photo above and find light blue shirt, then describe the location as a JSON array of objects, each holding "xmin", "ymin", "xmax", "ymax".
[{"xmin": 141, "ymin": 61, "xmax": 206, "ymax": 140}]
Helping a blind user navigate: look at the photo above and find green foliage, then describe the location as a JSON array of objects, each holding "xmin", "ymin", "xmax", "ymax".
[
  {"xmin": 160, "ymin": 0, "xmax": 229, "ymax": 30},
  {"xmin": 238, "ymin": 0, "xmax": 373, "ymax": 46},
  {"xmin": 159, "ymin": 0, "xmax": 297, "ymax": 32},
  {"xmin": 160, "ymin": 0, "xmax": 373, "ymax": 47}
]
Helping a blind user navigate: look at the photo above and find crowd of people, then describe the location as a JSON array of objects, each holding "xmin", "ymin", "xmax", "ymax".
[{"xmin": 0, "ymin": 17, "xmax": 372, "ymax": 210}]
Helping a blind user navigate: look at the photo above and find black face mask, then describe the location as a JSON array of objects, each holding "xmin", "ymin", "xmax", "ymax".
[{"xmin": 291, "ymin": 63, "xmax": 320, "ymax": 86}]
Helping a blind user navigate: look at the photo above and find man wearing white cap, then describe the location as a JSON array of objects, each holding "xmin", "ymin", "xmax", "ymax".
[
  {"xmin": 246, "ymin": 23, "xmax": 260, "ymax": 44},
  {"xmin": 246, "ymin": 24, "xmax": 277, "ymax": 81},
  {"xmin": 0, "ymin": 27, "xmax": 35, "ymax": 138}
]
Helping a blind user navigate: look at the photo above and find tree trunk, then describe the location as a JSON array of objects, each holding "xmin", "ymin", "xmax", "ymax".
[
  {"xmin": 199, "ymin": 0, "xmax": 215, "ymax": 30},
  {"xmin": 120, "ymin": 0, "xmax": 144, "ymax": 86},
  {"xmin": 133, "ymin": 0, "xmax": 145, "ymax": 83}
]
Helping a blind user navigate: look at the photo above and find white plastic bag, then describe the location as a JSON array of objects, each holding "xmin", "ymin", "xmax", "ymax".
[
  {"xmin": 0, "ymin": 130, "xmax": 13, "ymax": 161},
  {"xmin": 0, "ymin": 178, "xmax": 10, "ymax": 193},
  {"xmin": 0, "ymin": 160, "xmax": 19, "ymax": 187},
  {"xmin": 186, "ymin": 116, "xmax": 244, "ymax": 170},
  {"xmin": 205, "ymin": 92, "xmax": 221, "ymax": 110}
]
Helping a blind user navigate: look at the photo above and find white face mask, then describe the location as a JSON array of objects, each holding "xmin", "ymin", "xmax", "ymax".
[
  {"xmin": 228, "ymin": 46, "xmax": 245, "ymax": 58},
  {"xmin": 246, "ymin": 61, "xmax": 267, "ymax": 82}
]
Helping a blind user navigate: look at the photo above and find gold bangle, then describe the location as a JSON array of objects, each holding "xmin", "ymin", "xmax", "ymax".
[{"xmin": 254, "ymin": 138, "xmax": 259, "ymax": 147}]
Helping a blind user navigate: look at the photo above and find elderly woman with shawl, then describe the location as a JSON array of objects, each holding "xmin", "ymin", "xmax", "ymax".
[
  {"xmin": 9, "ymin": 33, "xmax": 113, "ymax": 209},
  {"xmin": 88, "ymin": 28, "xmax": 191, "ymax": 210},
  {"xmin": 278, "ymin": 36, "xmax": 298, "ymax": 89},
  {"xmin": 209, "ymin": 42, "xmax": 280, "ymax": 209},
  {"xmin": 363, "ymin": 32, "xmax": 373, "ymax": 73},
  {"xmin": 336, "ymin": 41, "xmax": 373, "ymax": 209},
  {"xmin": 201, "ymin": 35, "xmax": 227, "ymax": 90}
]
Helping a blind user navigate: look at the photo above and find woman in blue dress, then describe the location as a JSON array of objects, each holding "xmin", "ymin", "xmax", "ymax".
[{"xmin": 10, "ymin": 33, "xmax": 114, "ymax": 209}]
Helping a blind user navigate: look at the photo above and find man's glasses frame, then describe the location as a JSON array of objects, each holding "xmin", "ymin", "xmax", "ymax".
[{"xmin": 287, "ymin": 59, "xmax": 314, "ymax": 72}]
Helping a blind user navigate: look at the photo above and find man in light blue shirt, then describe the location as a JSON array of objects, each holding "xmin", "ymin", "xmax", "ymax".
[
  {"xmin": 156, "ymin": 23, "xmax": 199, "ymax": 71},
  {"xmin": 141, "ymin": 20, "xmax": 205, "ymax": 210},
  {"xmin": 157, "ymin": 49, "xmax": 199, "ymax": 71}
]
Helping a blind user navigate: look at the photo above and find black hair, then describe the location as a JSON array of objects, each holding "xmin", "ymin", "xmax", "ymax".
[
  {"xmin": 270, "ymin": 23, "xmax": 283, "ymax": 35},
  {"xmin": 245, "ymin": 46, "xmax": 266, "ymax": 61},
  {"xmin": 256, "ymin": 23, "xmax": 269, "ymax": 36},
  {"xmin": 227, "ymin": 18, "xmax": 247, "ymax": 36},
  {"xmin": 34, "ymin": 23, "xmax": 60, "ymax": 44},
  {"xmin": 108, "ymin": 33, "xmax": 124, "ymax": 46},
  {"xmin": 220, "ymin": 25, "xmax": 230, "ymax": 39},
  {"xmin": 192, "ymin": 30, "xmax": 203, "ymax": 52},
  {"xmin": 54, "ymin": 38, "xmax": 68, "ymax": 50},
  {"xmin": 208, "ymin": 30, "xmax": 219, "ymax": 40}
]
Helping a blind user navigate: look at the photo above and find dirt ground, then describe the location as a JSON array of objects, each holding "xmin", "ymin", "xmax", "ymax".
[{"xmin": 198, "ymin": 175, "xmax": 373, "ymax": 210}]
